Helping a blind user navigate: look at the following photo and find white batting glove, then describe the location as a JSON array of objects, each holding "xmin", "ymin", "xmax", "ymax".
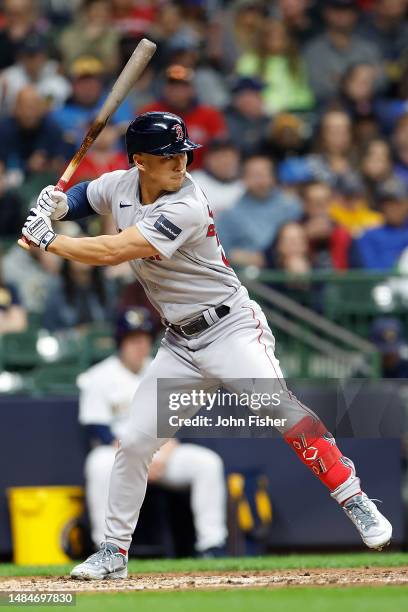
[
  {"xmin": 22, "ymin": 209, "xmax": 57, "ymax": 251},
  {"xmin": 37, "ymin": 185, "xmax": 69, "ymax": 220}
]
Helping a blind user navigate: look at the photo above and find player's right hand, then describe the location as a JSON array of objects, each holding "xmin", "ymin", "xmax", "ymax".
[{"xmin": 37, "ymin": 185, "xmax": 69, "ymax": 220}]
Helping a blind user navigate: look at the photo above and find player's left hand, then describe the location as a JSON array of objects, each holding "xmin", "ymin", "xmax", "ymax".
[{"xmin": 22, "ymin": 208, "xmax": 57, "ymax": 251}]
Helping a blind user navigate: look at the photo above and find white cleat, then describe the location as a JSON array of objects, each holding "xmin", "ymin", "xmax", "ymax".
[
  {"xmin": 343, "ymin": 493, "xmax": 392, "ymax": 550},
  {"xmin": 70, "ymin": 542, "xmax": 128, "ymax": 580}
]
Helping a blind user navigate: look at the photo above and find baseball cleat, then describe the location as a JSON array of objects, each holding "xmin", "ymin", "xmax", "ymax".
[
  {"xmin": 70, "ymin": 542, "xmax": 128, "ymax": 580},
  {"xmin": 343, "ymin": 493, "xmax": 392, "ymax": 550}
]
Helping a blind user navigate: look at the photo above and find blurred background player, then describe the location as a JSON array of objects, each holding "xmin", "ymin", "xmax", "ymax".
[{"xmin": 78, "ymin": 307, "xmax": 227, "ymax": 556}]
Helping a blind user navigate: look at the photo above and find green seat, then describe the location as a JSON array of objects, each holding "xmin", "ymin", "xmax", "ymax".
[
  {"xmin": 29, "ymin": 364, "xmax": 84, "ymax": 395},
  {"xmin": 79, "ymin": 324, "xmax": 115, "ymax": 368},
  {"xmin": 0, "ymin": 330, "xmax": 42, "ymax": 370}
]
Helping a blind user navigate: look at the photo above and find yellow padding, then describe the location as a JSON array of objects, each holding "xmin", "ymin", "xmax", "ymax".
[{"xmin": 256, "ymin": 475, "xmax": 273, "ymax": 524}]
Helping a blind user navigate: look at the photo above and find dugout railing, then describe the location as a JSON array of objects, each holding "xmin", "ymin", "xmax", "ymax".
[{"xmin": 239, "ymin": 269, "xmax": 387, "ymax": 379}]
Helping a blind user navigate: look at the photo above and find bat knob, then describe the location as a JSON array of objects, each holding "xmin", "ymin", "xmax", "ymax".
[{"xmin": 17, "ymin": 237, "xmax": 31, "ymax": 251}]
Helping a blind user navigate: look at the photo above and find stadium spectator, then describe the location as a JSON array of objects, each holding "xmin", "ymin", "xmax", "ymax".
[
  {"xmin": 140, "ymin": 64, "xmax": 226, "ymax": 169},
  {"xmin": 337, "ymin": 62, "xmax": 380, "ymax": 142},
  {"xmin": 165, "ymin": 34, "xmax": 229, "ymax": 109},
  {"xmin": 0, "ymin": 33, "xmax": 71, "ymax": 115},
  {"xmin": 0, "ymin": 163, "xmax": 25, "ymax": 237},
  {"xmin": 264, "ymin": 222, "xmax": 322, "ymax": 308},
  {"xmin": 0, "ymin": 86, "xmax": 67, "ymax": 178},
  {"xmin": 0, "ymin": 263, "xmax": 27, "ymax": 334},
  {"xmin": 261, "ymin": 113, "xmax": 310, "ymax": 169},
  {"xmin": 59, "ymin": 0, "xmax": 120, "ymax": 76},
  {"xmin": 304, "ymin": 0, "xmax": 383, "ymax": 102},
  {"xmin": 2, "ymin": 244, "xmax": 60, "ymax": 314},
  {"xmin": 39, "ymin": 0, "xmax": 81, "ymax": 27},
  {"xmin": 267, "ymin": 221, "xmax": 312, "ymax": 274},
  {"xmin": 0, "ymin": 0, "xmax": 44, "ymax": 71},
  {"xmin": 392, "ymin": 114, "xmax": 408, "ymax": 190},
  {"xmin": 359, "ymin": 138, "xmax": 395, "ymax": 207},
  {"xmin": 78, "ymin": 307, "xmax": 227, "ymax": 554},
  {"xmin": 68, "ymin": 125, "xmax": 128, "ymax": 187},
  {"xmin": 112, "ymin": 0, "xmax": 157, "ymax": 40},
  {"xmin": 51, "ymin": 56, "xmax": 133, "ymax": 148},
  {"xmin": 330, "ymin": 172, "xmax": 382, "ymax": 236},
  {"xmin": 308, "ymin": 109, "xmax": 356, "ymax": 186},
  {"xmin": 301, "ymin": 180, "xmax": 352, "ymax": 270},
  {"xmin": 42, "ymin": 256, "xmax": 115, "ymax": 332},
  {"xmin": 369, "ymin": 317, "xmax": 408, "ymax": 378},
  {"xmin": 374, "ymin": 66, "xmax": 408, "ymax": 134},
  {"xmin": 217, "ymin": 155, "xmax": 302, "ymax": 268},
  {"xmin": 148, "ymin": 3, "xmax": 201, "ymax": 69},
  {"xmin": 191, "ymin": 138, "xmax": 244, "ymax": 216},
  {"xmin": 208, "ymin": 0, "xmax": 268, "ymax": 74},
  {"xmin": 224, "ymin": 77, "xmax": 270, "ymax": 157},
  {"xmin": 236, "ymin": 17, "xmax": 314, "ymax": 113},
  {"xmin": 358, "ymin": 0, "xmax": 408, "ymax": 68},
  {"xmin": 273, "ymin": 0, "xmax": 320, "ymax": 46},
  {"xmin": 354, "ymin": 178, "xmax": 408, "ymax": 270}
]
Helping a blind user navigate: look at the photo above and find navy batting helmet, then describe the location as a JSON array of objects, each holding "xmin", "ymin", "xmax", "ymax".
[
  {"xmin": 125, "ymin": 111, "xmax": 201, "ymax": 165},
  {"xmin": 115, "ymin": 307, "xmax": 155, "ymax": 346}
]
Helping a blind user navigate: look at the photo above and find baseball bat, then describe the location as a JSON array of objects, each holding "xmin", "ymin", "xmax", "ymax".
[{"xmin": 18, "ymin": 38, "xmax": 157, "ymax": 250}]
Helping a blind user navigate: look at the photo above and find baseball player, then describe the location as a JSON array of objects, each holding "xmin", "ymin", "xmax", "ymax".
[
  {"xmin": 79, "ymin": 306, "xmax": 227, "ymax": 555},
  {"xmin": 21, "ymin": 112, "xmax": 392, "ymax": 580}
]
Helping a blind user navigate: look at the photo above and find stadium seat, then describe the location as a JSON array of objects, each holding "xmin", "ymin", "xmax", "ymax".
[
  {"xmin": 28, "ymin": 364, "xmax": 83, "ymax": 395},
  {"xmin": 0, "ymin": 330, "xmax": 42, "ymax": 371}
]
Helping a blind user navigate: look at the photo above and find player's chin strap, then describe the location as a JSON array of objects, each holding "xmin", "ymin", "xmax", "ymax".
[{"xmin": 283, "ymin": 415, "xmax": 360, "ymax": 497}]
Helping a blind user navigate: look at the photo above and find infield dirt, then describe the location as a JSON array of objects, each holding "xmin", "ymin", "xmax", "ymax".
[{"xmin": 1, "ymin": 567, "xmax": 408, "ymax": 592}]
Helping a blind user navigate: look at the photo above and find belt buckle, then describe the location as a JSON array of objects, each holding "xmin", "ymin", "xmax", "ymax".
[
  {"xmin": 179, "ymin": 322, "xmax": 192, "ymax": 337},
  {"xmin": 179, "ymin": 317, "xmax": 204, "ymax": 337}
]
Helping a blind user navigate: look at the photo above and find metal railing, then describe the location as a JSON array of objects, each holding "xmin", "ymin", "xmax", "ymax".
[{"xmin": 240, "ymin": 270, "xmax": 383, "ymax": 379}]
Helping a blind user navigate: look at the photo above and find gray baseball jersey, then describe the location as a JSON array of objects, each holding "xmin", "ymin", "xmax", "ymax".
[{"xmin": 87, "ymin": 167, "xmax": 243, "ymax": 324}]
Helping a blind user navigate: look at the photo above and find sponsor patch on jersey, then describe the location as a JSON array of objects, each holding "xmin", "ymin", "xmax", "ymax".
[{"xmin": 154, "ymin": 215, "xmax": 182, "ymax": 240}]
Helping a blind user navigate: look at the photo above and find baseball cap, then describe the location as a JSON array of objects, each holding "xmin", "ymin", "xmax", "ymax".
[
  {"xmin": 70, "ymin": 56, "xmax": 105, "ymax": 78},
  {"xmin": 115, "ymin": 307, "xmax": 156, "ymax": 346},
  {"xmin": 335, "ymin": 173, "xmax": 364, "ymax": 197},
  {"xmin": 370, "ymin": 317, "xmax": 405, "ymax": 354},
  {"xmin": 231, "ymin": 77, "xmax": 264, "ymax": 95},
  {"xmin": 272, "ymin": 113, "xmax": 304, "ymax": 136},
  {"xmin": 165, "ymin": 65, "xmax": 194, "ymax": 84},
  {"xmin": 326, "ymin": 0, "xmax": 357, "ymax": 9},
  {"xmin": 375, "ymin": 178, "xmax": 408, "ymax": 204},
  {"xmin": 168, "ymin": 31, "xmax": 200, "ymax": 53},
  {"xmin": 18, "ymin": 33, "xmax": 47, "ymax": 56},
  {"xmin": 278, "ymin": 158, "xmax": 314, "ymax": 185}
]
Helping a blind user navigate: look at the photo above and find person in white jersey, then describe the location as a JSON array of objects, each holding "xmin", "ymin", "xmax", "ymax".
[
  {"xmin": 21, "ymin": 112, "xmax": 392, "ymax": 580},
  {"xmin": 79, "ymin": 305, "xmax": 227, "ymax": 556}
]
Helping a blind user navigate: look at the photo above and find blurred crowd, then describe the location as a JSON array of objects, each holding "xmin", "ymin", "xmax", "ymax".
[{"xmin": 1, "ymin": 0, "xmax": 408, "ymax": 361}]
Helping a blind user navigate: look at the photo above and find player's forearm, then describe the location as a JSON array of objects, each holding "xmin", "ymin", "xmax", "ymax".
[{"xmin": 48, "ymin": 231, "xmax": 155, "ymax": 265}]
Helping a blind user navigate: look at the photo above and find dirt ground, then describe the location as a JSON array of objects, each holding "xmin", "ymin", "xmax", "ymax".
[{"xmin": 1, "ymin": 567, "xmax": 408, "ymax": 592}]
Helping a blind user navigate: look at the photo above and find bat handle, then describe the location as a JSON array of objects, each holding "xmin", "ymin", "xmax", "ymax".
[
  {"xmin": 19, "ymin": 176, "xmax": 68, "ymax": 249},
  {"xmin": 55, "ymin": 178, "xmax": 68, "ymax": 192}
]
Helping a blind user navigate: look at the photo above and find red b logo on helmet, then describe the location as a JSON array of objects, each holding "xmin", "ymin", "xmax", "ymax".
[{"xmin": 173, "ymin": 124, "xmax": 184, "ymax": 141}]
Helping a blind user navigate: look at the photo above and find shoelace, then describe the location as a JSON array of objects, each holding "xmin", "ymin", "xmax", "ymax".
[
  {"xmin": 345, "ymin": 497, "xmax": 381, "ymax": 531},
  {"xmin": 88, "ymin": 543, "xmax": 116, "ymax": 569}
]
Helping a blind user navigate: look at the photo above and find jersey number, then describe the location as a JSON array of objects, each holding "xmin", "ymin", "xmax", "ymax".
[{"xmin": 206, "ymin": 206, "xmax": 230, "ymax": 267}]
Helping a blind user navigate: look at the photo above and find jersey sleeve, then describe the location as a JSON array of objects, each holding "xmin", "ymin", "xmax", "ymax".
[
  {"xmin": 86, "ymin": 171, "xmax": 125, "ymax": 216},
  {"xmin": 78, "ymin": 373, "xmax": 113, "ymax": 426},
  {"xmin": 136, "ymin": 200, "xmax": 206, "ymax": 259}
]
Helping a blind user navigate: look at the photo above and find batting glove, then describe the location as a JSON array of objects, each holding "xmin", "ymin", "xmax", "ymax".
[
  {"xmin": 22, "ymin": 209, "xmax": 57, "ymax": 251},
  {"xmin": 37, "ymin": 185, "xmax": 69, "ymax": 220}
]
